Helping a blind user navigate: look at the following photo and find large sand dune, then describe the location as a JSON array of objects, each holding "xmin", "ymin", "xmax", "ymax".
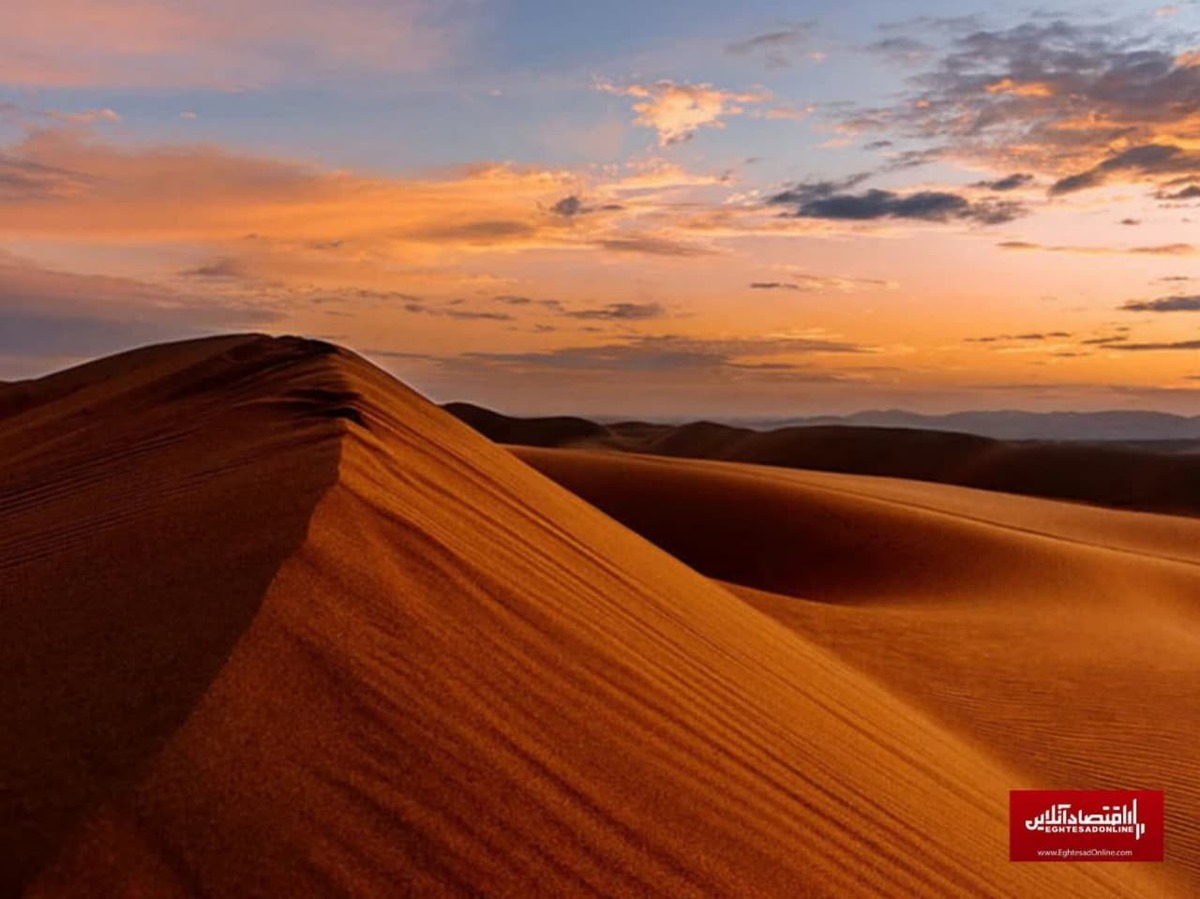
[{"xmin": 0, "ymin": 336, "xmax": 1183, "ymax": 896}]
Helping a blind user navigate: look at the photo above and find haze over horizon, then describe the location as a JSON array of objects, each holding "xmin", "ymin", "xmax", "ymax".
[{"xmin": 3, "ymin": 0, "xmax": 1199, "ymax": 417}]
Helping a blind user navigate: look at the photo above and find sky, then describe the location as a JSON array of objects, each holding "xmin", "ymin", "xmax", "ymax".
[{"xmin": 1, "ymin": 0, "xmax": 1198, "ymax": 417}]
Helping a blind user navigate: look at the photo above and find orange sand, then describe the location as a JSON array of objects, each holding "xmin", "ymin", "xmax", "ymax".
[
  {"xmin": 0, "ymin": 336, "xmax": 1183, "ymax": 896},
  {"xmin": 517, "ymin": 446, "xmax": 1200, "ymax": 893}
]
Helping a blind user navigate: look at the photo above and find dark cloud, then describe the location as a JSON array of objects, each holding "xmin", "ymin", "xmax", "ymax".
[
  {"xmin": 769, "ymin": 183, "xmax": 1025, "ymax": 224},
  {"xmin": 415, "ymin": 220, "xmax": 536, "ymax": 242},
  {"xmin": 1159, "ymin": 184, "xmax": 1200, "ymax": 200},
  {"xmin": 181, "ymin": 258, "xmax": 246, "ymax": 279},
  {"xmin": 863, "ymin": 139, "xmax": 895, "ymax": 150},
  {"xmin": 965, "ymin": 331, "xmax": 1072, "ymax": 344},
  {"xmin": 562, "ymin": 302, "xmax": 666, "ymax": 321},
  {"xmin": 551, "ymin": 196, "xmax": 583, "ymax": 217},
  {"xmin": 1121, "ymin": 294, "xmax": 1200, "ymax": 312},
  {"xmin": 1119, "ymin": 218, "xmax": 1141, "ymax": 225},
  {"xmin": 767, "ymin": 174, "xmax": 870, "ymax": 205},
  {"xmin": 1112, "ymin": 338, "xmax": 1200, "ymax": 351},
  {"xmin": 726, "ymin": 24, "xmax": 816, "ymax": 68},
  {"xmin": 973, "ymin": 173, "xmax": 1034, "ymax": 191},
  {"xmin": 550, "ymin": 195, "xmax": 625, "ymax": 217},
  {"xmin": 403, "ymin": 301, "xmax": 513, "ymax": 322},
  {"xmin": 592, "ymin": 235, "xmax": 714, "ymax": 256},
  {"xmin": 1080, "ymin": 335, "xmax": 1129, "ymax": 345},
  {"xmin": 1051, "ymin": 144, "xmax": 1200, "ymax": 195},
  {"xmin": 447, "ymin": 310, "xmax": 514, "ymax": 321},
  {"xmin": 866, "ymin": 36, "xmax": 933, "ymax": 63},
  {"xmin": 879, "ymin": 148, "xmax": 946, "ymax": 171},
  {"xmin": 849, "ymin": 18, "xmax": 1200, "ymax": 195},
  {"xmin": 750, "ymin": 282, "xmax": 801, "ymax": 290},
  {"xmin": 0, "ymin": 154, "xmax": 93, "ymax": 201}
]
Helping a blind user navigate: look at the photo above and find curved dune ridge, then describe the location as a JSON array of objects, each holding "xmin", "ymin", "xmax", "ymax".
[
  {"xmin": 0, "ymin": 337, "xmax": 1179, "ymax": 897},
  {"xmin": 516, "ymin": 446, "xmax": 1200, "ymax": 893}
]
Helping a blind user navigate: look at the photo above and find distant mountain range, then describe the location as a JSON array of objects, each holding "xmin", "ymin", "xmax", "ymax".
[
  {"xmin": 752, "ymin": 410, "xmax": 1200, "ymax": 442},
  {"xmin": 444, "ymin": 402, "xmax": 1200, "ymax": 516}
]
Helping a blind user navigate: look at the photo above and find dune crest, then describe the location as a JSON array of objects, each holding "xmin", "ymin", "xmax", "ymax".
[
  {"xmin": 0, "ymin": 335, "xmax": 346, "ymax": 895},
  {"xmin": 3, "ymin": 337, "xmax": 1175, "ymax": 896}
]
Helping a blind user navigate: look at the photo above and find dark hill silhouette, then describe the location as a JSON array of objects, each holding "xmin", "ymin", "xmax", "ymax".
[{"xmin": 444, "ymin": 405, "xmax": 1200, "ymax": 517}]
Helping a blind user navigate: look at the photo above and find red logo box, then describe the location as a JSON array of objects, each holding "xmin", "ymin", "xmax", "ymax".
[{"xmin": 1010, "ymin": 790, "xmax": 1164, "ymax": 862}]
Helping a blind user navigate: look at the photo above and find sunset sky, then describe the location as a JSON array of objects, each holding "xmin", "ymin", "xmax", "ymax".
[{"xmin": 2, "ymin": 0, "xmax": 1198, "ymax": 416}]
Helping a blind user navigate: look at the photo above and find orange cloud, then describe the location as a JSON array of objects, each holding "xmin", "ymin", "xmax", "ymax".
[
  {"xmin": 985, "ymin": 78, "xmax": 1055, "ymax": 98},
  {"xmin": 0, "ymin": 129, "xmax": 735, "ymax": 293},
  {"xmin": 598, "ymin": 80, "xmax": 771, "ymax": 146},
  {"xmin": 865, "ymin": 20, "xmax": 1200, "ymax": 195}
]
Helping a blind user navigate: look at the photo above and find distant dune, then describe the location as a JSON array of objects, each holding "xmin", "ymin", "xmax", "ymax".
[
  {"xmin": 0, "ymin": 337, "xmax": 1186, "ymax": 897},
  {"xmin": 447, "ymin": 402, "xmax": 1200, "ymax": 517}
]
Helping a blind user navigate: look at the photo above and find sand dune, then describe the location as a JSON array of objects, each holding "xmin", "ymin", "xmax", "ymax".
[
  {"xmin": 1, "ymin": 336, "xmax": 1176, "ymax": 896},
  {"xmin": 517, "ymin": 446, "xmax": 1200, "ymax": 892},
  {"xmin": 0, "ymin": 335, "xmax": 345, "ymax": 896},
  {"xmin": 449, "ymin": 403, "xmax": 1200, "ymax": 517}
]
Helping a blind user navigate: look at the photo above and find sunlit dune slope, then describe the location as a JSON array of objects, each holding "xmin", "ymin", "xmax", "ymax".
[
  {"xmin": 516, "ymin": 445, "xmax": 1200, "ymax": 891},
  {"xmin": 2, "ymin": 336, "xmax": 1170, "ymax": 897}
]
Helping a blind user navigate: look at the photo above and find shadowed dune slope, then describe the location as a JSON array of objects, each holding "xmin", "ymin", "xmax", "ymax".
[
  {"xmin": 447, "ymin": 404, "xmax": 1200, "ymax": 516},
  {"xmin": 3, "ymin": 337, "xmax": 1170, "ymax": 897},
  {"xmin": 0, "ymin": 335, "xmax": 347, "ymax": 896},
  {"xmin": 515, "ymin": 446, "xmax": 1200, "ymax": 890}
]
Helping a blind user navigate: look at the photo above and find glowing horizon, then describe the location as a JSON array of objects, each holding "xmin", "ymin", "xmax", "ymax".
[{"xmin": 2, "ymin": 0, "xmax": 1198, "ymax": 416}]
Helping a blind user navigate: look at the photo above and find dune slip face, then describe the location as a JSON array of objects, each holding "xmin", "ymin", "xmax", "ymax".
[
  {"xmin": 1, "ymin": 337, "xmax": 1177, "ymax": 897},
  {"xmin": 0, "ymin": 335, "xmax": 350, "ymax": 897}
]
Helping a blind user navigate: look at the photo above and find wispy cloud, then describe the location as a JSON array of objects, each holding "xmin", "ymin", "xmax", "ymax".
[
  {"xmin": 0, "ymin": 0, "xmax": 465, "ymax": 88},
  {"xmin": 457, "ymin": 332, "xmax": 873, "ymax": 374},
  {"xmin": 750, "ymin": 271, "xmax": 893, "ymax": 292},
  {"xmin": 561, "ymin": 302, "xmax": 666, "ymax": 321},
  {"xmin": 998, "ymin": 241, "xmax": 1195, "ymax": 255},
  {"xmin": 1112, "ymin": 338, "xmax": 1200, "ymax": 351},
  {"xmin": 964, "ymin": 331, "xmax": 1073, "ymax": 344},
  {"xmin": 0, "ymin": 129, "xmax": 733, "ymax": 291},
  {"xmin": 402, "ymin": 301, "xmax": 514, "ymax": 322},
  {"xmin": 725, "ymin": 23, "xmax": 818, "ymax": 69}
]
